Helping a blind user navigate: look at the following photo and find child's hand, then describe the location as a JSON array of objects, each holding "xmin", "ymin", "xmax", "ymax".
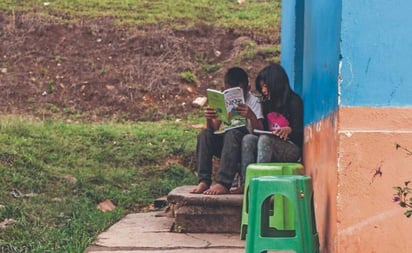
[
  {"xmin": 204, "ymin": 107, "xmax": 218, "ymax": 120},
  {"xmin": 235, "ymin": 103, "xmax": 254, "ymax": 118},
  {"xmin": 273, "ymin": 126, "xmax": 291, "ymax": 140}
]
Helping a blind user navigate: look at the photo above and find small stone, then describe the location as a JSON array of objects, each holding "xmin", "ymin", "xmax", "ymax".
[
  {"xmin": 0, "ymin": 218, "xmax": 17, "ymax": 229},
  {"xmin": 192, "ymin": 96, "xmax": 207, "ymax": 107},
  {"xmin": 191, "ymin": 124, "xmax": 205, "ymax": 129},
  {"xmin": 63, "ymin": 175, "xmax": 77, "ymax": 185},
  {"xmin": 97, "ymin": 199, "xmax": 116, "ymax": 212}
]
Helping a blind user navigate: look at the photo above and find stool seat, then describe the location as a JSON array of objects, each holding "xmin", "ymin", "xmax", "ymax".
[
  {"xmin": 246, "ymin": 175, "xmax": 319, "ymax": 253},
  {"xmin": 240, "ymin": 163, "xmax": 303, "ymax": 240}
]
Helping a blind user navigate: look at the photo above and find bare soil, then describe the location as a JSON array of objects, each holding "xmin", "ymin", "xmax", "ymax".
[{"xmin": 0, "ymin": 12, "xmax": 278, "ymax": 122}]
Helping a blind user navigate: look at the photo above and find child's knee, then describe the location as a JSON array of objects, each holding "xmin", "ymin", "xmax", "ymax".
[
  {"xmin": 258, "ymin": 134, "xmax": 272, "ymax": 145},
  {"xmin": 197, "ymin": 128, "xmax": 214, "ymax": 140},
  {"xmin": 224, "ymin": 128, "xmax": 244, "ymax": 141},
  {"xmin": 242, "ymin": 134, "xmax": 257, "ymax": 148}
]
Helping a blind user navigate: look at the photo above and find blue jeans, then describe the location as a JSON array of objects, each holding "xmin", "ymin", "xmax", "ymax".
[
  {"xmin": 241, "ymin": 134, "xmax": 301, "ymax": 184},
  {"xmin": 196, "ymin": 127, "xmax": 248, "ymax": 190}
]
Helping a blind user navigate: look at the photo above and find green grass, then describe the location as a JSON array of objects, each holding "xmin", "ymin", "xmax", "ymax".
[
  {"xmin": 0, "ymin": 0, "xmax": 281, "ymax": 36},
  {"xmin": 0, "ymin": 116, "xmax": 199, "ymax": 252}
]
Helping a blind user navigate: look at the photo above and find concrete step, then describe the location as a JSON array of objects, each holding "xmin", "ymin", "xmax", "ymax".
[
  {"xmin": 85, "ymin": 211, "xmax": 245, "ymax": 253},
  {"xmin": 167, "ymin": 185, "xmax": 243, "ymax": 233}
]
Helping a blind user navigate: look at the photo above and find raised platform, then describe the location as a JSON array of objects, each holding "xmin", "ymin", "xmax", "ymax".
[{"xmin": 167, "ymin": 185, "xmax": 243, "ymax": 233}]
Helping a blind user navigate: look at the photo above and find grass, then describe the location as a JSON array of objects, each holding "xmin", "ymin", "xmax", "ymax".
[
  {"xmin": 0, "ymin": 0, "xmax": 281, "ymax": 37},
  {"xmin": 0, "ymin": 116, "xmax": 199, "ymax": 252}
]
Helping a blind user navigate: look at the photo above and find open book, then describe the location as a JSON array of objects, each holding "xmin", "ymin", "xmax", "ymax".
[
  {"xmin": 253, "ymin": 129, "xmax": 273, "ymax": 135},
  {"xmin": 207, "ymin": 87, "xmax": 246, "ymax": 134}
]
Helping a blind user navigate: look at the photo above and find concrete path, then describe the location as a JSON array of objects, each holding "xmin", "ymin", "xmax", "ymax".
[{"xmin": 84, "ymin": 211, "xmax": 245, "ymax": 253}]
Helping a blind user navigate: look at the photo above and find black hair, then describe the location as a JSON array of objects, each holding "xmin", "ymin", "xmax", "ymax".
[
  {"xmin": 255, "ymin": 63, "xmax": 291, "ymax": 113},
  {"xmin": 224, "ymin": 67, "xmax": 249, "ymax": 88}
]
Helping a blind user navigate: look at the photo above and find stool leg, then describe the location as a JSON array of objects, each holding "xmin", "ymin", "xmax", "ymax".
[
  {"xmin": 240, "ymin": 163, "xmax": 304, "ymax": 240},
  {"xmin": 246, "ymin": 176, "xmax": 319, "ymax": 253},
  {"xmin": 241, "ymin": 164, "xmax": 283, "ymax": 240},
  {"xmin": 297, "ymin": 178, "xmax": 320, "ymax": 253},
  {"xmin": 247, "ymin": 177, "xmax": 299, "ymax": 253}
]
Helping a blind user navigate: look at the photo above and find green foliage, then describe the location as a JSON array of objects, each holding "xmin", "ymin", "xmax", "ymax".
[
  {"xmin": 200, "ymin": 63, "xmax": 221, "ymax": 74},
  {"xmin": 0, "ymin": 0, "xmax": 281, "ymax": 35},
  {"xmin": 239, "ymin": 41, "xmax": 257, "ymax": 60},
  {"xmin": 47, "ymin": 79, "xmax": 56, "ymax": 94},
  {"xmin": 0, "ymin": 116, "xmax": 199, "ymax": 252},
  {"xmin": 258, "ymin": 44, "xmax": 281, "ymax": 63},
  {"xmin": 393, "ymin": 181, "xmax": 412, "ymax": 218},
  {"xmin": 236, "ymin": 43, "xmax": 280, "ymax": 63},
  {"xmin": 195, "ymin": 53, "xmax": 222, "ymax": 74},
  {"xmin": 393, "ymin": 143, "xmax": 412, "ymax": 218},
  {"xmin": 180, "ymin": 70, "xmax": 198, "ymax": 84}
]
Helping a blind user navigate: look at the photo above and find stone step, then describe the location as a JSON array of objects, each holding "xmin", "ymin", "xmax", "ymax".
[{"xmin": 167, "ymin": 185, "xmax": 243, "ymax": 233}]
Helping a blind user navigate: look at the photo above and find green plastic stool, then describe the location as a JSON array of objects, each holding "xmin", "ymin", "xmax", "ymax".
[
  {"xmin": 246, "ymin": 175, "xmax": 319, "ymax": 253},
  {"xmin": 240, "ymin": 163, "xmax": 303, "ymax": 240}
]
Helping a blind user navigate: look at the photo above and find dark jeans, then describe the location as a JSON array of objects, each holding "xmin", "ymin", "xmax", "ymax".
[{"xmin": 196, "ymin": 127, "xmax": 248, "ymax": 190}]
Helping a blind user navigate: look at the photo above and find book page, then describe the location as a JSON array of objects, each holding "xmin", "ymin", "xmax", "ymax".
[
  {"xmin": 223, "ymin": 87, "xmax": 246, "ymax": 129},
  {"xmin": 207, "ymin": 87, "xmax": 246, "ymax": 134},
  {"xmin": 207, "ymin": 89, "xmax": 229, "ymax": 124}
]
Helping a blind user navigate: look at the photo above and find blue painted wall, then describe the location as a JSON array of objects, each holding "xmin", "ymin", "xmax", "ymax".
[
  {"xmin": 340, "ymin": 0, "xmax": 412, "ymax": 106},
  {"xmin": 302, "ymin": 0, "xmax": 341, "ymax": 125},
  {"xmin": 281, "ymin": 0, "xmax": 304, "ymax": 95},
  {"xmin": 283, "ymin": 0, "xmax": 341, "ymax": 125},
  {"xmin": 282, "ymin": 0, "xmax": 412, "ymax": 125}
]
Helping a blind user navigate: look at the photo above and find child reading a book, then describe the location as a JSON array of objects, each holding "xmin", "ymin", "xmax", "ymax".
[
  {"xmin": 190, "ymin": 67, "xmax": 264, "ymax": 195},
  {"xmin": 231, "ymin": 63, "xmax": 303, "ymax": 194}
]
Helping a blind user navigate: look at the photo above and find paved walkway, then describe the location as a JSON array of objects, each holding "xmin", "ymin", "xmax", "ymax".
[{"xmin": 84, "ymin": 211, "xmax": 245, "ymax": 253}]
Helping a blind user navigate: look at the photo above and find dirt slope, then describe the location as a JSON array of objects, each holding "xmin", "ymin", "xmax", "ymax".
[{"xmin": 0, "ymin": 12, "xmax": 278, "ymax": 122}]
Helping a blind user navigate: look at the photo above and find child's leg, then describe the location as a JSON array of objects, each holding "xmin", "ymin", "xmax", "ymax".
[
  {"xmin": 240, "ymin": 134, "xmax": 258, "ymax": 185},
  {"xmin": 230, "ymin": 134, "xmax": 258, "ymax": 194},
  {"xmin": 204, "ymin": 128, "xmax": 245, "ymax": 194},
  {"xmin": 257, "ymin": 134, "xmax": 301, "ymax": 162},
  {"xmin": 191, "ymin": 128, "xmax": 223, "ymax": 193}
]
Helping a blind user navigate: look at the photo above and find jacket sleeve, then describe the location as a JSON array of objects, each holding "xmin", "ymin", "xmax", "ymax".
[{"xmin": 287, "ymin": 94, "xmax": 304, "ymax": 148}]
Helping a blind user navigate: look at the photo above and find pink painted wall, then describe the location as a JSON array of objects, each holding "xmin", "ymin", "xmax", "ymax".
[
  {"xmin": 304, "ymin": 107, "xmax": 412, "ymax": 253},
  {"xmin": 304, "ymin": 112, "xmax": 338, "ymax": 253}
]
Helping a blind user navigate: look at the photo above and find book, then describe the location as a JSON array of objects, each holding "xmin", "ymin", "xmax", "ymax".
[
  {"xmin": 253, "ymin": 129, "xmax": 273, "ymax": 135},
  {"xmin": 253, "ymin": 129, "xmax": 293, "ymax": 143},
  {"xmin": 207, "ymin": 86, "xmax": 246, "ymax": 134}
]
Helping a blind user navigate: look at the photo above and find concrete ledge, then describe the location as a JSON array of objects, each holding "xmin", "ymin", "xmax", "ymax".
[
  {"xmin": 167, "ymin": 185, "xmax": 243, "ymax": 207},
  {"xmin": 167, "ymin": 185, "xmax": 243, "ymax": 233}
]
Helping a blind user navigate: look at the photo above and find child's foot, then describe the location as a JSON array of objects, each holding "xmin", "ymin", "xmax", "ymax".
[
  {"xmin": 203, "ymin": 183, "xmax": 229, "ymax": 195},
  {"xmin": 229, "ymin": 185, "xmax": 244, "ymax": 194},
  {"xmin": 190, "ymin": 182, "xmax": 209, "ymax": 194}
]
